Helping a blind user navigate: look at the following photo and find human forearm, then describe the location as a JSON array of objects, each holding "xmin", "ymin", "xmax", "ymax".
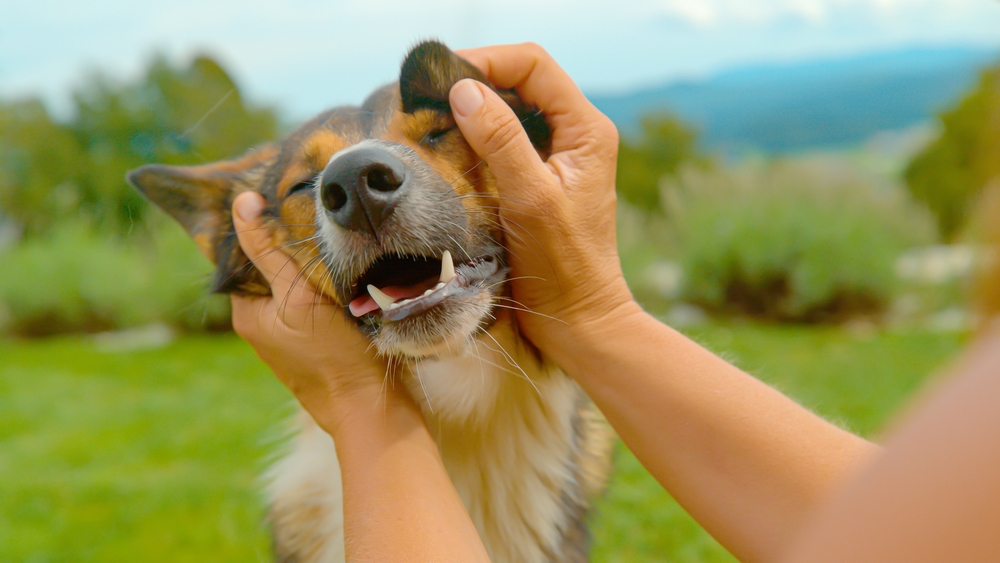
[
  {"xmin": 552, "ymin": 305, "xmax": 877, "ymax": 562},
  {"xmin": 448, "ymin": 44, "xmax": 874, "ymax": 562},
  {"xmin": 331, "ymin": 398, "xmax": 490, "ymax": 563},
  {"xmin": 778, "ymin": 327, "xmax": 1000, "ymax": 563},
  {"xmin": 231, "ymin": 194, "xmax": 488, "ymax": 562}
]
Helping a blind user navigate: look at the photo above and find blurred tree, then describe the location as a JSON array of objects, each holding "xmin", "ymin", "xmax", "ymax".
[
  {"xmin": 0, "ymin": 54, "xmax": 279, "ymax": 239},
  {"xmin": 0, "ymin": 99, "xmax": 87, "ymax": 236},
  {"xmin": 616, "ymin": 113, "xmax": 707, "ymax": 212},
  {"xmin": 71, "ymin": 54, "xmax": 279, "ymax": 233},
  {"xmin": 904, "ymin": 64, "xmax": 1000, "ymax": 240}
]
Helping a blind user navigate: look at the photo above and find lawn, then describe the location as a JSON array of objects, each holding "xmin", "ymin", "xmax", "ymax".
[{"xmin": 0, "ymin": 324, "xmax": 966, "ymax": 562}]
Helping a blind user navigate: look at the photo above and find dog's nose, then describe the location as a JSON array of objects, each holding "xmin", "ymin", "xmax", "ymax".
[{"xmin": 320, "ymin": 146, "xmax": 407, "ymax": 235}]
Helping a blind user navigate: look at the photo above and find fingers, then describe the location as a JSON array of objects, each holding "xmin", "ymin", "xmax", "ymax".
[
  {"xmin": 450, "ymin": 79, "xmax": 558, "ymax": 206},
  {"xmin": 457, "ymin": 43, "xmax": 604, "ymax": 150},
  {"xmin": 230, "ymin": 293, "xmax": 265, "ymax": 342},
  {"xmin": 233, "ymin": 191, "xmax": 309, "ymax": 301}
]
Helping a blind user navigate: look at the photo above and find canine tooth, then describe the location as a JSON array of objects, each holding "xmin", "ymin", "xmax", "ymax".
[
  {"xmin": 440, "ymin": 250, "xmax": 455, "ymax": 283},
  {"xmin": 367, "ymin": 285, "xmax": 395, "ymax": 310}
]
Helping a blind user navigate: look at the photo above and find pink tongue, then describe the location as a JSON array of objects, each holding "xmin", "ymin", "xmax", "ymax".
[
  {"xmin": 348, "ymin": 296, "xmax": 379, "ymax": 317},
  {"xmin": 347, "ymin": 284, "xmax": 435, "ymax": 318}
]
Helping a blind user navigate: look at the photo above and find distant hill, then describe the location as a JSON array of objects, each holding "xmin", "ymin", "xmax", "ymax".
[{"xmin": 588, "ymin": 46, "xmax": 999, "ymax": 155}]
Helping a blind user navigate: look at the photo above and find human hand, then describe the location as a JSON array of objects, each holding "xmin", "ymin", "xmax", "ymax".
[
  {"xmin": 449, "ymin": 44, "xmax": 640, "ymax": 355},
  {"xmin": 229, "ymin": 191, "xmax": 409, "ymax": 437}
]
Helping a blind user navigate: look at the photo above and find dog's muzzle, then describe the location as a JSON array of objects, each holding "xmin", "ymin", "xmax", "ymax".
[{"xmin": 320, "ymin": 145, "xmax": 409, "ymax": 236}]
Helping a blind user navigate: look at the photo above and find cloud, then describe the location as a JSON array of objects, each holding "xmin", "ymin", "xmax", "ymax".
[
  {"xmin": 652, "ymin": 0, "xmax": 995, "ymax": 27},
  {"xmin": 1, "ymin": 0, "xmax": 998, "ymax": 120}
]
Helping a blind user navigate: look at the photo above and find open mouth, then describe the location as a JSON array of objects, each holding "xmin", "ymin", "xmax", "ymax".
[{"xmin": 347, "ymin": 250, "xmax": 501, "ymax": 322}]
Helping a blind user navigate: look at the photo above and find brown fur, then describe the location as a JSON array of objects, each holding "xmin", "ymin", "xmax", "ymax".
[{"xmin": 128, "ymin": 41, "xmax": 612, "ymax": 563}]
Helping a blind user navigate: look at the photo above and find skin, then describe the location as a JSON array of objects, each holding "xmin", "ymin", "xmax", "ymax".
[
  {"xmin": 231, "ymin": 194, "xmax": 490, "ymax": 563},
  {"xmin": 232, "ymin": 43, "xmax": 1000, "ymax": 563}
]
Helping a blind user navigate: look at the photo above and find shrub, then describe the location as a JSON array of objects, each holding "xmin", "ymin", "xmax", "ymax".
[
  {"xmin": 904, "ymin": 64, "xmax": 1000, "ymax": 239},
  {"xmin": 0, "ymin": 54, "xmax": 278, "ymax": 240},
  {"xmin": 617, "ymin": 113, "xmax": 708, "ymax": 213},
  {"xmin": 0, "ymin": 216, "xmax": 229, "ymax": 336},
  {"xmin": 663, "ymin": 157, "xmax": 937, "ymax": 322}
]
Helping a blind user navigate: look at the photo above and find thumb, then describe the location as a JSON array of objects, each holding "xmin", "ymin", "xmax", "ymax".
[
  {"xmin": 232, "ymin": 191, "xmax": 302, "ymax": 299},
  {"xmin": 450, "ymin": 79, "xmax": 550, "ymax": 197}
]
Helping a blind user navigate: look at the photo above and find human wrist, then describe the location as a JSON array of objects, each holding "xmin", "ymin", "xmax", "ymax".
[
  {"xmin": 322, "ymin": 384, "xmax": 427, "ymax": 449},
  {"xmin": 547, "ymin": 296, "xmax": 649, "ymax": 375}
]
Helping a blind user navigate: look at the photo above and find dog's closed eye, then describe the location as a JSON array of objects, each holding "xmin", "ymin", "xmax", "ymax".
[
  {"xmin": 287, "ymin": 181, "xmax": 315, "ymax": 196},
  {"xmin": 421, "ymin": 126, "xmax": 455, "ymax": 147}
]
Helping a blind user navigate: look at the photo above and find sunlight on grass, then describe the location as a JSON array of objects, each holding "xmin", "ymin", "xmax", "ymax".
[{"xmin": 0, "ymin": 326, "xmax": 966, "ymax": 561}]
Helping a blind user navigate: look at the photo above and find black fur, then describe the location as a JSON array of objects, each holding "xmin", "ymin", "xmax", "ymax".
[
  {"xmin": 126, "ymin": 41, "xmax": 552, "ymax": 299},
  {"xmin": 127, "ymin": 160, "xmax": 272, "ymax": 296},
  {"xmin": 400, "ymin": 40, "xmax": 551, "ymax": 153}
]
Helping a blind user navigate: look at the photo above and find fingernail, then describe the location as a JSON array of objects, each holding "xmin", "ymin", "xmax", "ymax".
[
  {"xmin": 451, "ymin": 79, "xmax": 485, "ymax": 117},
  {"xmin": 234, "ymin": 193, "xmax": 264, "ymax": 222}
]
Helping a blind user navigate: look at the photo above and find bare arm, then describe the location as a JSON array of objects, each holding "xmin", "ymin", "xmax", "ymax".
[
  {"xmin": 230, "ymin": 193, "xmax": 489, "ymax": 563},
  {"xmin": 779, "ymin": 325, "xmax": 1000, "ymax": 563},
  {"xmin": 451, "ymin": 43, "xmax": 876, "ymax": 562},
  {"xmin": 557, "ymin": 306, "xmax": 877, "ymax": 561},
  {"xmin": 334, "ymin": 397, "xmax": 490, "ymax": 563}
]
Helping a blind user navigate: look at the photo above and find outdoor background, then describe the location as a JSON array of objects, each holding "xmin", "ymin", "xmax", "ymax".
[{"xmin": 2, "ymin": 0, "xmax": 1000, "ymax": 561}]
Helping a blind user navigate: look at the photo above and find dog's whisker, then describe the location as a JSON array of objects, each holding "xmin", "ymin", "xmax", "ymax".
[
  {"xmin": 468, "ymin": 344, "xmax": 525, "ymax": 378},
  {"xmin": 412, "ymin": 360, "xmax": 434, "ymax": 414},
  {"xmin": 490, "ymin": 302, "xmax": 569, "ymax": 325},
  {"xmin": 234, "ymin": 224, "xmax": 319, "ymax": 232},
  {"xmin": 267, "ymin": 251, "xmax": 312, "ymax": 334},
  {"xmin": 483, "ymin": 275, "xmax": 547, "ymax": 289},
  {"xmin": 480, "ymin": 330, "xmax": 541, "ymax": 397}
]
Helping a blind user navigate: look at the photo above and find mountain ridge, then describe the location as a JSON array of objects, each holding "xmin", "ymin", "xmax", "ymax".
[{"xmin": 588, "ymin": 46, "xmax": 999, "ymax": 154}]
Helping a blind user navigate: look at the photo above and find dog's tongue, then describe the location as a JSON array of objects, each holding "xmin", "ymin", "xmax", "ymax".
[
  {"xmin": 347, "ymin": 251, "xmax": 456, "ymax": 318},
  {"xmin": 348, "ymin": 283, "xmax": 433, "ymax": 317}
]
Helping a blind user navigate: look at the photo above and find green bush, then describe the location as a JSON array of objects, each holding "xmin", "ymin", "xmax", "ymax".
[
  {"xmin": 904, "ymin": 64, "xmax": 1000, "ymax": 240},
  {"xmin": 0, "ymin": 54, "xmax": 278, "ymax": 239},
  {"xmin": 617, "ymin": 113, "xmax": 709, "ymax": 213},
  {"xmin": 663, "ymin": 157, "xmax": 937, "ymax": 322},
  {"xmin": 0, "ymin": 216, "xmax": 229, "ymax": 336}
]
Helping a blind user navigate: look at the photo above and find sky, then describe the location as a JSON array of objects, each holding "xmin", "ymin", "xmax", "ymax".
[{"xmin": 2, "ymin": 0, "xmax": 999, "ymax": 121}]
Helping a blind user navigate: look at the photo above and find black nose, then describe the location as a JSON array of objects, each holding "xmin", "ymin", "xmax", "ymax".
[{"xmin": 320, "ymin": 146, "xmax": 408, "ymax": 235}]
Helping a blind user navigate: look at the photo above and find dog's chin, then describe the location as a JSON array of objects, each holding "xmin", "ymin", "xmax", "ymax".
[
  {"xmin": 369, "ymin": 291, "xmax": 498, "ymax": 358},
  {"xmin": 342, "ymin": 255, "xmax": 509, "ymax": 359}
]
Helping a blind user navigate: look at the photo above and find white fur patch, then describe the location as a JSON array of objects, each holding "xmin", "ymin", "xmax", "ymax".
[
  {"xmin": 267, "ymin": 321, "xmax": 591, "ymax": 563},
  {"xmin": 265, "ymin": 412, "xmax": 345, "ymax": 562}
]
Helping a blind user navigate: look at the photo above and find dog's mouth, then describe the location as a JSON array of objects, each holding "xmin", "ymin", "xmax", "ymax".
[{"xmin": 346, "ymin": 251, "xmax": 502, "ymax": 322}]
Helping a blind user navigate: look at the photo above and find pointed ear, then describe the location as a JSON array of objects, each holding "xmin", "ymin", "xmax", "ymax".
[
  {"xmin": 126, "ymin": 147, "xmax": 277, "ymax": 295},
  {"xmin": 400, "ymin": 40, "xmax": 551, "ymax": 153}
]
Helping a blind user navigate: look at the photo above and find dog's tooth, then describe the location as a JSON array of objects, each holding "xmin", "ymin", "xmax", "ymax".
[
  {"xmin": 435, "ymin": 282, "xmax": 445, "ymax": 289},
  {"xmin": 367, "ymin": 285, "xmax": 395, "ymax": 310},
  {"xmin": 424, "ymin": 289, "xmax": 434, "ymax": 296},
  {"xmin": 440, "ymin": 250, "xmax": 455, "ymax": 283}
]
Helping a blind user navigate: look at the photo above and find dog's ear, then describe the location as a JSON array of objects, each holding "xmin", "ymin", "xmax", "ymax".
[
  {"xmin": 400, "ymin": 40, "xmax": 551, "ymax": 153},
  {"xmin": 126, "ymin": 147, "xmax": 277, "ymax": 295}
]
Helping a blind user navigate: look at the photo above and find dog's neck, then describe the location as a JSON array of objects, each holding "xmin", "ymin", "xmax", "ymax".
[{"xmin": 402, "ymin": 318, "xmax": 589, "ymax": 563}]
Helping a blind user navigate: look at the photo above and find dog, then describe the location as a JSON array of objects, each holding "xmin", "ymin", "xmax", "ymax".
[{"xmin": 128, "ymin": 41, "xmax": 614, "ymax": 563}]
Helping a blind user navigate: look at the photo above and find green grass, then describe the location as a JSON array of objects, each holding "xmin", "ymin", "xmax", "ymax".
[
  {"xmin": 0, "ymin": 325, "xmax": 966, "ymax": 562},
  {"xmin": 0, "ymin": 336, "xmax": 288, "ymax": 562}
]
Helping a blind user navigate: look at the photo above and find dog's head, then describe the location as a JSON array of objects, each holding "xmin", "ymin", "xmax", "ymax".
[{"xmin": 128, "ymin": 41, "xmax": 550, "ymax": 357}]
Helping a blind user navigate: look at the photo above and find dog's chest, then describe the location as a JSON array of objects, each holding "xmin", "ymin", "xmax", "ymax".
[
  {"xmin": 266, "ymin": 325, "xmax": 599, "ymax": 563},
  {"xmin": 404, "ymin": 328, "xmax": 588, "ymax": 563}
]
